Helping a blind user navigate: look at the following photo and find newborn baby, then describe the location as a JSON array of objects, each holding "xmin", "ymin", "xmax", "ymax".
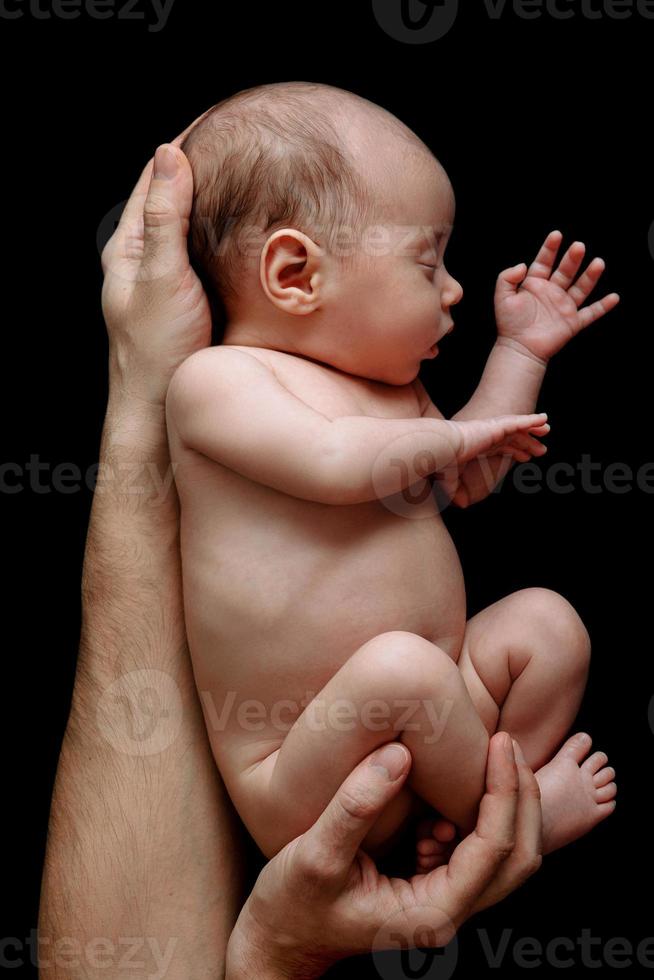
[{"xmin": 166, "ymin": 81, "xmax": 618, "ymax": 867}]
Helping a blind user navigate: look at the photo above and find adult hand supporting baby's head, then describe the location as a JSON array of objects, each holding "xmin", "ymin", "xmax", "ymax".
[
  {"xmin": 225, "ymin": 733, "xmax": 543, "ymax": 979},
  {"xmin": 101, "ymin": 128, "xmax": 212, "ymax": 408}
]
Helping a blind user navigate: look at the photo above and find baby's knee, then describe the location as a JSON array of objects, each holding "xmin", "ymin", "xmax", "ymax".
[
  {"xmin": 516, "ymin": 587, "xmax": 592, "ymax": 674},
  {"xmin": 356, "ymin": 630, "xmax": 461, "ymax": 703}
]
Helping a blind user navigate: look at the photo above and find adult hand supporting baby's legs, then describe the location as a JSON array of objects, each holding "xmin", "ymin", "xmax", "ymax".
[
  {"xmin": 227, "ymin": 732, "xmax": 544, "ymax": 978},
  {"xmin": 245, "ymin": 630, "xmax": 492, "ymax": 860}
]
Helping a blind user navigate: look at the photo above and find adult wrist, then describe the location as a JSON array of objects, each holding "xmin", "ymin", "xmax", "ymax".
[
  {"xmin": 225, "ymin": 908, "xmax": 330, "ymax": 980},
  {"xmin": 107, "ymin": 342, "xmax": 172, "ymax": 413},
  {"xmin": 95, "ymin": 387, "xmax": 179, "ymax": 529}
]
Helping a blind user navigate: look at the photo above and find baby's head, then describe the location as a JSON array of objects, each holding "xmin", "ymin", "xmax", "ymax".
[{"xmin": 182, "ymin": 81, "xmax": 463, "ymax": 385}]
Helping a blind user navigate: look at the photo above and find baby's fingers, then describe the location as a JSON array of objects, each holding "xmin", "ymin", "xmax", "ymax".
[
  {"xmin": 455, "ymin": 414, "xmax": 547, "ymax": 462},
  {"xmin": 495, "ymin": 413, "xmax": 549, "ymax": 440},
  {"xmin": 508, "ymin": 431, "xmax": 548, "ymax": 455},
  {"xmin": 527, "ymin": 422, "xmax": 550, "ymax": 436}
]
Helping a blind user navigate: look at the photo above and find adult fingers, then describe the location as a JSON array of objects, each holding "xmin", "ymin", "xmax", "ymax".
[
  {"xmin": 438, "ymin": 732, "xmax": 519, "ymax": 914},
  {"xmin": 100, "ymin": 156, "xmax": 154, "ymax": 276},
  {"xmin": 469, "ymin": 738, "xmax": 543, "ymax": 915},
  {"xmin": 510, "ymin": 739, "xmax": 543, "ymax": 878},
  {"xmin": 140, "ymin": 144, "xmax": 194, "ymax": 283},
  {"xmin": 104, "ymin": 99, "xmax": 211, "ymax": 275},
  {"xmin": 292, "ymin": 743, "xmax": 411, "ymax": 889}
]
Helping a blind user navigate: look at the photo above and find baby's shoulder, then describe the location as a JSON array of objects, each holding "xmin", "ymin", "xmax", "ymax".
[{"xmin": 170, "ymin": 344, "xmax": 276, "ymax": 386}]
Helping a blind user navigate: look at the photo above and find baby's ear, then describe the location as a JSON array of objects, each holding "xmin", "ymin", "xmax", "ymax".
[{"xmin": 260, "ymin": 229, "xmax": 324, "ymax": 315}]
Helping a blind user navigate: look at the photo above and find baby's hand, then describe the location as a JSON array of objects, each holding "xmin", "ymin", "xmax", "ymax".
[
  {"xmin": 433, "ymin": 413, "xmax": 549, "ymax": 501},
  {"xmin": 494, "ymin": 230, "xmax": 620, "ymax": 364},
  {"xmin": 451, "ymin": 413, "xmax": 549, "ymax": 466},
  {"xmin": 485, "ymin": 419, "xmax": 550, "ymax": 464}
]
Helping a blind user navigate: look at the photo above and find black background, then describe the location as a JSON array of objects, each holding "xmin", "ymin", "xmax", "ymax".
[{"xmin": 4, "ymin": 1, "xmax": 652, "ymax": 976}]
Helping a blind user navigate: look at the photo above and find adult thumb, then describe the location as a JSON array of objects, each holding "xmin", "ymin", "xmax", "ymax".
[
  {"xmin": 299, "ymin": 743, "xmax": 411, "ymax": 885},
  {"xmin": 140, "ymin": 144, "xmax": 193, "ymax": 282}
]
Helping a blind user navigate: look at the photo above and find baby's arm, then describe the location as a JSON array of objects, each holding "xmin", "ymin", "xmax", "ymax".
[
  {"xmin": 414, "ymin": 373, "xmax": 550, "ymax": 508},
  {"xmin": 166, "ymin": 346, "xmax": 547, "ymax": 505}
]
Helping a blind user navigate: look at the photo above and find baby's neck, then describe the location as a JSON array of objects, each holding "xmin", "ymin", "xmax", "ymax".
[{"xmin": 222, "ymin": 317, "xmax": 298, "ymax": 354}]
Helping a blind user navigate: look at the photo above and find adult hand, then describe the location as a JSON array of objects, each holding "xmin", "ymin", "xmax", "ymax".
[
  {"xmin": 101, "ymin": 128, "xmax": 212, "ymax": 407},
  {"xmin": 226, "ymin": 732, "xmax": 543, "ymax": 979}
]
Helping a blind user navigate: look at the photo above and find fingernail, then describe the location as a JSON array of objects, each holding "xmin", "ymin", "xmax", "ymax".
[
  {"xmin": 154, "ymin": 145, "xmax": 177, "ymax": 180},
  {"xmin": 370, "ymin": 744, "xmax": 408, "ymax": 781},
  {"xmin": 512, "ymin": 739, "xmax": 526, "ymax": 763},
  {"xmin": 503, "ymin": 733, "xmax": 515, "ymax": 760}
]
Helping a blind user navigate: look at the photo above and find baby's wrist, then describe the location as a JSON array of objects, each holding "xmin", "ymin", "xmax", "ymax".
[{"xmin": 494, "ymin": 335, "xmax": 550, "ymax": 370}]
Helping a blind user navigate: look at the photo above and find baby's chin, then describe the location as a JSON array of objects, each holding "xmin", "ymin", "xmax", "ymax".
[{"xmin": 300, "ymin": 344, "xmax": 422, "ymax": 386}]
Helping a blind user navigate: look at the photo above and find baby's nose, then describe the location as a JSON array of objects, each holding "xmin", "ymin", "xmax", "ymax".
[{"xmin": 444, "ymin": 280, "xmax": 463, "ymax": 308}]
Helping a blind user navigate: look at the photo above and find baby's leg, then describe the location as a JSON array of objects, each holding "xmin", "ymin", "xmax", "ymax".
[
  {"xmin": 418, "ymin": 587, "xmax": 615, "ymax": 866},
  {"xmin": 238, "ymin": 630, "xmax": 491, "ymax": 859},
  {"xmin": 457, "ymin": 587, "xmax": 592, "ymax": 769}
]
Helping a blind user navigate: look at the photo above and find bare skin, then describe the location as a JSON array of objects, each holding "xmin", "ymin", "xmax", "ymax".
[
  {"xmin": 36, "ymin": 121, "xmax": 555, "ymax": 980},
  {"xmin": 167, "ymin": 86, "xmax": 617, "ymax": 871}
]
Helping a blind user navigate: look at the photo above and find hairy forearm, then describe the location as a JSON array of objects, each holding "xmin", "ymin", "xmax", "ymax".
[
  {"xmin": 449, "ymin": 339, "xmax": 547, "ymax": 505},
  {"xmin": 39, "ymin": 391, "xmax": 246, "ymax": 979}
]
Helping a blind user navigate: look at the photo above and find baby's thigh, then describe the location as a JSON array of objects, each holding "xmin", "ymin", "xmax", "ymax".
[{"xmin": 233, "ymin": 630, "xmax": 453, "ymax": 859}]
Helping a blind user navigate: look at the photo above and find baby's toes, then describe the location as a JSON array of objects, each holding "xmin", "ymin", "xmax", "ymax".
[
  {"xmin": 415, "ymin": 817, "xmax": 457, "ymax": 874},
  {"xmin": 415, "ymin": 815, "xmax": 457, "ymax": 845},
  {"xmin": 416, "ymin": 838, "xmax": 451, "ymax": 872},
  {"xmin": 582, "ymin": 750, "xmax": 608, "ymax": 774},
  {"xmin": 595, "ymin": 781, "xmax": 617, "ymax": 804},
  {"xmin": 417, "ymin": 837, "xmax": 441, "ymax": 856},
  {"xmin": 593, "ymin": 765, "xmax": 615, "ymax": 788},
  {"xmin": 417, "ymin": 853, "xmax": 444, "ymax": 872},
  {"xmin": 430, "ymin": 818, "xmax": 457, "ymax": 843}
]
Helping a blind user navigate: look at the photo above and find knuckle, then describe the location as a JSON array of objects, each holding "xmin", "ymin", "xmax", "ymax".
[
  {"xmin": 337, "ymin": 785, "xmax": 378, "ymax": 823},
  {"xmin": 142, "ymin": 194, "xmax": 176, "ymax": 224},
  {"xmin": 514, "ymin": 850, "xmax": 543, "ymax": 881},
  {"xmin": 496, "ymin": 834, "xmax": 517, "ymax": 860},
  {"xmin": 293, "ymin": 844, "xmax": 336, "ymax": 885}
]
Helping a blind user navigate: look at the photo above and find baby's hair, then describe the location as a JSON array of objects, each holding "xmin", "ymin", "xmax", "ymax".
[{"xmin": 181, "ymin": 81, "xmax": 417, "ymax": 342}]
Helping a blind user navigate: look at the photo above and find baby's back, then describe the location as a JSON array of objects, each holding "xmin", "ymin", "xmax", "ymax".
[{"xmin": 168, "ymin": 346, "xmax": 467, "ymax": 792}]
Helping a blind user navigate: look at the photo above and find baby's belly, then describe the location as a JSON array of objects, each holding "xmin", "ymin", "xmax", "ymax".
[{"xmin": 180, "ymin": 477, "xmax": 468, "ymax": 769}]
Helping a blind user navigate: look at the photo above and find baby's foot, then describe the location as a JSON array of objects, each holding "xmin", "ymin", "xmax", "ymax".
[
  {"xmin": 415, "ymin": 813, "xmax": 458, "ymax": 873},
  {"xmin": 415, "ymin": 733, "xmax": 615, "ymax": 871},
  {"xmin": 535, "ymin": 732, "xmax": 616, "ymax": 855}
]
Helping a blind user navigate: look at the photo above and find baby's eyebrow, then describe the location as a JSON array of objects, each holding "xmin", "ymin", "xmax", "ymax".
[
  {"xmin": 417, "ymin": 224, "xmax": 451, "ymax": 245},
  {"xmin": 414, "ymin": 225, "xmax": 451, "ymax": 255}
]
